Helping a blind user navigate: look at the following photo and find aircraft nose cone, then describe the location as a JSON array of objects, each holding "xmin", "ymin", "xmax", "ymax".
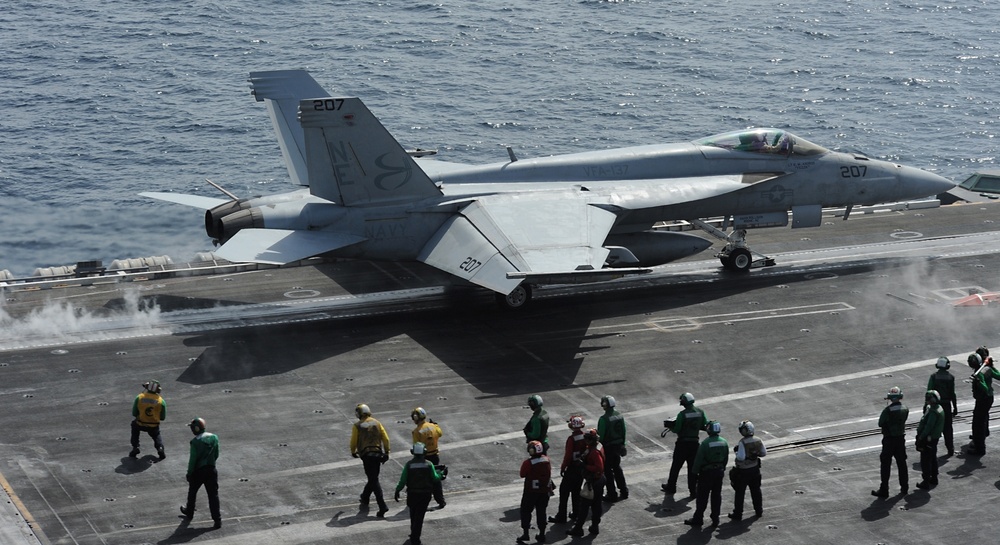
[{"xmin": 900, "ymin": 165, "xmax": 955, "ymax": 198}]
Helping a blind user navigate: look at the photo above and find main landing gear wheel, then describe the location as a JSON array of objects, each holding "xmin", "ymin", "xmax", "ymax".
[
  {"xmin": 721, "ymin": 247, "xmax": 753, "ymax": 273},
  {"xmin": 496, "ymin": 284, "xmax": 532, "ymax": 310}
]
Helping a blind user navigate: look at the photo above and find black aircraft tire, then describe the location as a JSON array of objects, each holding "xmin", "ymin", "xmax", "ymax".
[
  {"xmin": 720, "ymin": 254, "xmax": 734, "ymax": 270},
  {"xmin": 728, "ymin": 248, "xmax": 753, "ymax": 273},
  {"xmin": 496, "ymin": 284, "xmax": 532, "ymax": 310}
]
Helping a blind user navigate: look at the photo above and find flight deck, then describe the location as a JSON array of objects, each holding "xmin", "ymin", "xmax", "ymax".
[{"xmin": 2, "ymin": 201, "xmax": 1000, "ymax": 545}]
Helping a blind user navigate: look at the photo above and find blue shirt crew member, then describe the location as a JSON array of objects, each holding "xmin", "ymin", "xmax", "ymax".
[
  {"xmin": 662, "ymin": 392, "xmax": 708, "ymax": 497},
  {"xmin": 130, "ymin": 380, "xmax": 167, "ymax": 460},
  {"xmin": 729, "ymin": 420, "xmax": 766, "ymax": 521},
  {"xmin": 872, "ymin": 387, "xmax": 909, "ymax": 498},
  {"xmin": 684, "ymin": 421, "xmax": 729, "ymax": 527},
  {"xmin": 597, "ymin": 395, "xmax": 628, "ymax": 502},
  {"xmin": 179, "ymin": 418, "xmax": 221, "ymax": 529},
  {"xmin": 395, "ymin": 442, "xmax": 443, "ymax": 545},
  {"xmin": 916, "ymin": 391, "xmax": 945, "ymax": 490},
  {"xmin": 351, "ymin": 403, "xmax": 391, "ymax": 517},
  {"xmin": 518, "ymin": 440, "xmax": 552, "ymax": 543},
  {"xmin": 927, "ymin": 357, "xmax": 958, "ymax": 456},
  {"xmin": 967, "ymin": 348, "xmax": 999, "ymax": 456},
  {"xmin": 524, "ymin": 395, "xmax": 550, "ymax": 454}
]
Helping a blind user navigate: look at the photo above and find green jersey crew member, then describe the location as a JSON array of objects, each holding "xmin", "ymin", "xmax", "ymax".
[
  {"xmin": 684, "ymin": 421, "xmax": 729, "ymax": 527},
  {"xmin": 130, "ymin": 380, "xmax": 167, "ymax": 460},
  {"xmin": 395, "ymin": 442, "xmax": 443, "ymax": 545},
  {"xmin": 916, "ymin": 390, "xmax": 945, "ymax": 490},
  {"xmin": 662, "ymin": 392, "xmax": 708, "ymax": 496},
  {"xmin": 927, "ymin": 357, "xmax": 958, "ymax": 456},
  {"xmin": 179, "ymin": 417, "xmax": 221, "ymax": 529},
  {"xmin": 597, "ymin": 395, "xmax": 628, "ymax": 502},
  {"xmin": 524, "ymin": 395, "xmax": 550, "ymax": 454},
  {"xmin": 872, "ymin": 387, "xmax": 908, "ymax": 498}
]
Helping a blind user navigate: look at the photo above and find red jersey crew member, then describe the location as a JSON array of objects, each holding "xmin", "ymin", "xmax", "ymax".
[
  {"xmin": 518, "ymin": 440, "xmax": 552, "ymax": 543},
  {"xmin": 351, "ymin": 403, "xmax": 390, "ymax": 517},
  {"xmin": 395, "ymin": 442, "xmax": 443, "ymax": 545},
  {"xmin": 549, "ymin": 416, "xmax": 588, "ymax": 524},
  {"xmin": 567, "ymin": 429, "xmax": 605, "ymax": 537},
  {"xmin": 130, "ymin": 380, "xmax": 166, "ymax": 460},
  {"xmin": 411, "ymin": 407, "xmax": 446, "ymax": 509},
  {"xmin": 179, "ymin": 418, "xmax": 221, "ymax": 529}
]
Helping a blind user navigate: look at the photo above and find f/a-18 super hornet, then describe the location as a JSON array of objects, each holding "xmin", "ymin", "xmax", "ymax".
[{"xmin": 142, "ymin": 70, "xmax": 954, "ymax": 309}]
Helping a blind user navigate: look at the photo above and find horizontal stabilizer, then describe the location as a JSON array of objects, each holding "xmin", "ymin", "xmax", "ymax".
[
  {"xmin": 417, "ymin": 216, "xmax": 524, "ymax": 295},
  {"xmin": 215, "ymin": 228, "xmax": 365, "ymax": 265},
  {"xmin": 140, "ymin": 192, "xmax": 230, "ymax": 210}
]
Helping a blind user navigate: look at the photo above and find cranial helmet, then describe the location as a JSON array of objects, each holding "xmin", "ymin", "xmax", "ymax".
[
  {"xmin": 527, "ymin": 395, "xmax": 543, "ymax": 410},
  {"xmin": 738, "ymin": 420, "xmax": 755, "ymax": 437},
  {"xmin": 189, "ymin": 417, "xmax": 206, "ymax": 434},
  {"xmin": 584, "ymin": 428, "xmax": 599, "ymax": 443},
  {"xmin": 601, "ymin": 395, "xmax": 616, "ymax": 409},
  {"xmin": 969, "ymin": 353, "xmax": 983, "ymax": 369},
  {"xmin": 143, "ymin": 380, "xmax": 161, "ymax": 394},
  {"xmin": 411, "ymin": 407, "xmax": 427, "ymax": 422},
  {"xmin": 707, "ymin": 421, "xmax": 722, "ymax": 435},
  {"xmin": 936, "ymin": 356, "xmax": 950, "ymax": 370},
  {"xmin": 411, "ymin": 442, "xmax": 426, "ymax": 455},
  {"xmin": 568, "ymin": 416, "xmax": 586, "ymax": 430},
  {"xmin": 527, "ymin": 440, "xmax": 544, "ymax": 456},
  {"xmin": 977, "ymin": 346, "xmax": 990, "ymax": 360},
  {"xmin": 885, "ymin": 386, "xmax": 903, "ymax": 401},
  {"xmin": 356, "ymin": 403, "xmax": 372, "ymax": 419},
  {"xmin": 926, "ymin": 390, "xmax": 941, "ymax": 404},
  {"xmin": 680, "ymin": 392, "xmax": 695, "ymax": 406}
]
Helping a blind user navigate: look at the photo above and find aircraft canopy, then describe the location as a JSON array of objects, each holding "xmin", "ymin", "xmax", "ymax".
[{"xmin": 696, "ymin": 129, "xmax": 828, "ymax": 157}]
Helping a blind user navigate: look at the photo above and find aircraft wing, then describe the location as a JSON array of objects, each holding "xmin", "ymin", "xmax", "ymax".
[
  {"xmin": 139, "ymin": 192, "xmax": 230, "ymax": 210},
  {"xmin": 214, "ymin": 228, "xmax": 365, "ymax": 265},
  {"xmin": 418, "ymin": 191, "xmax": 642, "ymax": 294}
]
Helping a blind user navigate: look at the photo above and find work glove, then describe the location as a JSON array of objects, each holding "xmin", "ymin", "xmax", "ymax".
[
  {"xmin": 381, "ymin": 453, "xmax": 389, "ymax": 464},
  {"xmin": 620, "ymin": 445, "xmax": 627, "ymax": 457},
  {"xmin": 352, "ymin": 452, "xmax": 359, "ymax": 458},
  {"xmin": 186, "ymin": 474, "xmax": 192, "ymax": 483},
  {"xmin": 394, "ymin": 491, "xmax": 400, "ymax": 502},
  {"xmin": 560, "ymin": 467, "xmax": 566, "ymax": 477}
]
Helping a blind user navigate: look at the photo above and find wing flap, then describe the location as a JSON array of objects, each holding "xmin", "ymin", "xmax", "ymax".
[
  {"xmin": 215, "ymin": 228, "xmax": 365, "ymax": 265},
  {"xmin": 140, "ymin": 192, "xmax": 230, "ymax": 210}
]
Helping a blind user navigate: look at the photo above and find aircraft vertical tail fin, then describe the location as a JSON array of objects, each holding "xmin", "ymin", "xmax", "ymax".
[
  {"xmin": 249, "ymin": 70, "xmax": 330, "ymax": 186},
  {"xmin": 299, "ymin": 97, "xmax": 442, "ymax": 206}
]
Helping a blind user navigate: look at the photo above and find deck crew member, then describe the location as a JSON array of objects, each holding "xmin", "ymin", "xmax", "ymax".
[
  {"xmin": 549, "ymin": 416, "xmax": 588, "ymax": 525},
  {"xmin": 872, "ymin": 387, "xmax": 908, "ymax": 498},
  {"xmin": 411, "ymin": 407, "xmax": 446, "ymax": 509},
  {"xmin": 179, "ymin": 417, "xmax": 221, "ymax": 529},
  {"xmin": 916, "ymin": 390, "xmax": 945, "ymax": 489},
  {"xmin": 968, "ymin": 348, "xmax": 1000, "ymax": 456},
  {"xmin": 518, "ymin": 440, "xmax": 552, "ymax": 543},
  {"xmin": 662, "ymin": 392, "xmax": 708, "ymax": 496},
  {"xmin": 567, "ymin": 429, "xmax": 605, "ymax": 537},
  {"xmin": 351, "ymin": 403, "xmax": 390, "ymax": 517},
  {"xmin": 927, "ymin": 357, "xmax": 957, "ymax": 456},
  {"xmin": 130, "ymin": 380, "xmax": 167, "ymax": 460},
  {"xmin": 729, "ymin": 420, "xmax": 766, "ymax": 521},
  {"xmin": 684, "ymin": 421, "xmax": 728, "ymax": 527},
  {"xmin": 597, "ymin": 395, "xmax": 628, "ymax": 502},
  {"xmin": 395, "ymin": 442, "xmax": 443, "ymax": 545},
  {"xmin": 524, "ymin": 395, "xmax": 550, "ymax": 454}
]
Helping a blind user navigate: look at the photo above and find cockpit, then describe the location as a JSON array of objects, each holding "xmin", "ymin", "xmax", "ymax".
[{"xmin": 695, "ymin": 129, "xmax": 829, "ymax": 157}]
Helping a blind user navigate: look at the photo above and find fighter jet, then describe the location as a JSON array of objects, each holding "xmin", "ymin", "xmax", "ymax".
[{"xmin": 142, "ymin": 70, "xmax": 954, "ymax": 309}]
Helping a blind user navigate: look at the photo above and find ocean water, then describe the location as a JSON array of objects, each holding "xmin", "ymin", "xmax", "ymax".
[{"xmin": 2, "ymin": 0, "xmax": 997, "ymax": 276}]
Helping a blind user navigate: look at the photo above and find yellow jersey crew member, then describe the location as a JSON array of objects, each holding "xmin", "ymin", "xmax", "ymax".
[
  {"xmin": 130, "ymin": 380, "xmax": 167, "ymax": 460},
  {"xmin": 395, "ymin": 442, "xmax": 444, "ymax": 545},
  {"xmin": 411, "ymin": 407, "xmax": 446, "ymax": 509},
  {"xmin": 179, "ymin": 418, "xmax": 221, "ymax": 529},
  {"xmin": 351, "ymin": 403, "xmax": 391, "ymax": 517}
]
